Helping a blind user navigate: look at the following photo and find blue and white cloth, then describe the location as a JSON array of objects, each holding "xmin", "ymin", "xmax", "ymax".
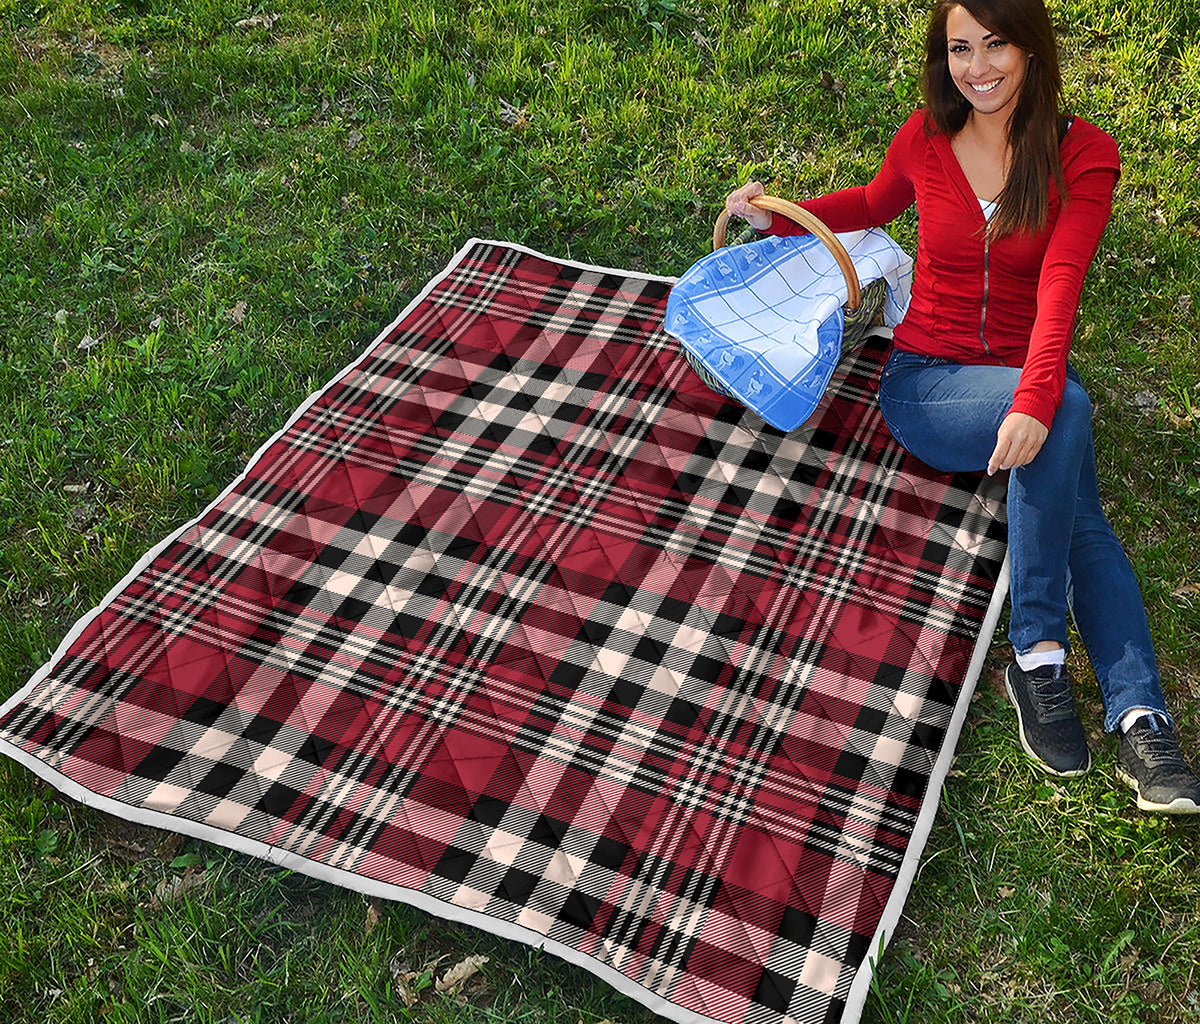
[{"xmin": 666, "ymin": 228, "xmax": 914, "ymax": 431}]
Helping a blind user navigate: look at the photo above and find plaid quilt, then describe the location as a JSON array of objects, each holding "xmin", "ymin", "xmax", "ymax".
[{"xmin": 0, "ymin": 241, "xmax": 1008, "ymax": 1024}]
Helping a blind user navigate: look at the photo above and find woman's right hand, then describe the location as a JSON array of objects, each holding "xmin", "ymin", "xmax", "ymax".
[{"xmin": 725, "ymin": 181, "xmax": 773, "ymax": 232}]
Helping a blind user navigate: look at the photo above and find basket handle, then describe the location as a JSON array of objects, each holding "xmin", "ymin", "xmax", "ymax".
[{"xmin": 713, "ymin": 195, "xmax": 861, "ymax": 312}]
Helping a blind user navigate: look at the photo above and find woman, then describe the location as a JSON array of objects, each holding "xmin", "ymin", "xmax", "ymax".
[{"xmin": 726, "ymin": 0, "xmax": 1199, "ymax": 813}]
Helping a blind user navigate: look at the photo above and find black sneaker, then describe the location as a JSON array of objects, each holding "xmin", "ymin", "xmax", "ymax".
[
  {"xmin": 1004, "ymin": 662, "xmax": 1092, "ymax": 777},
  {"xmin": 1116, "ymin": 716, "xmax": 1200, "ymax": 815}
]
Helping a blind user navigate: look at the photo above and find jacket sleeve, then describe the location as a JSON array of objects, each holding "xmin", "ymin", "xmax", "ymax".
[
  {"xmin": 766, "ymin": 111, "xmax": 921, "ymax": 236},
  {"xmin": 1008, "ymin": 131, "xmax": 1121, "ymax": 427}
]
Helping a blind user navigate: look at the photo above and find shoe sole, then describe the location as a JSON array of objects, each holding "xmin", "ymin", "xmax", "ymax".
[
  {"xmin": 1004, "ymin": 667, "xmax": 1092, "ymax": 778},
  {"xmin": 1115, "ymin": 766, "xmax": 1200, "ymax": 815}
]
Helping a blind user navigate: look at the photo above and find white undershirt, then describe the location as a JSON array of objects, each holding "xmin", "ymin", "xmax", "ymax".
[{"xmin": 979, "ymin": 197, "xmax": 998, "ymax": 221}]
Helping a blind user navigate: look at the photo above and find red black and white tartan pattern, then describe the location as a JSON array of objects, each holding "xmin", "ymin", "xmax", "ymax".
[{"xmin": 0, "ymin": 241, "xmax": 1007, "ymax": 1024}]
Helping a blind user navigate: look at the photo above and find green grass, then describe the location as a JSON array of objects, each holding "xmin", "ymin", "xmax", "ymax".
[{"xmin": 2, "ymin": 0, "xmax": 1199, "ymax": 1021}]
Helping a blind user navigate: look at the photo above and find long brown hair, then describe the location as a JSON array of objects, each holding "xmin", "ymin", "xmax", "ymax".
[{"xmin": 923, "ymin": 0, "xmax": 1068, "ymax": 238}]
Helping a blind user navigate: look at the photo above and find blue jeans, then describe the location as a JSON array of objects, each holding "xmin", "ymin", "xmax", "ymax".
[{"xmin": 878, "ymin": 349, "xmax": 1168, "ymax": 732}]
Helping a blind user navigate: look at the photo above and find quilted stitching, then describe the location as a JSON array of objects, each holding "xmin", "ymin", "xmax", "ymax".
[{"xmin": 0, "ymin": 241, "xmax": 1006, "ymax": 1024}]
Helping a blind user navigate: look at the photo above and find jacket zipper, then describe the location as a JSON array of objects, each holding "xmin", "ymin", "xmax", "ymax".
[{"xmin": 979, "ymin": 228, "xmax": 992, "ymax": 358}]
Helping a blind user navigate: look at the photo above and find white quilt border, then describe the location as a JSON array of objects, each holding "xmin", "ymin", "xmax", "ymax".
[{"xmin": 0, "ymin": 238, "xmax": 1008, "ymax": 1024}]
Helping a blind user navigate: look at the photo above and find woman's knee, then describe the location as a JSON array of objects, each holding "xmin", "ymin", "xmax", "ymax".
[
  {"xmin": 1023, "ymin": 381, "xmax": 1093, "ymax": 476},
  {"xmin": 1047, "ymin": 380, "xmax": 1092, "ymax": 445},
  {"xmin": 1056, "ymin": 381, "xmax": 1094, "ymax": 429}
]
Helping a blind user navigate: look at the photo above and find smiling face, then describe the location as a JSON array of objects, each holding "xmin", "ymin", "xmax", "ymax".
[{"xmin": 945, "ymin": 4, "xmax": 1030, "ymax": 121}]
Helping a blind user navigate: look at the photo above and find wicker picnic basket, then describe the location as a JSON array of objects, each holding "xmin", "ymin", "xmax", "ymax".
[{"xmin": 679, "ymin": 195, "xmax": 887, "ymax": 404}]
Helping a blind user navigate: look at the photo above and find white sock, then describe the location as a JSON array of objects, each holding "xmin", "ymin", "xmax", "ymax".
[
  {"xmin": 1015, "ymin": 648, "xmax": 1066, "ymax": 673},
  {"xmin": 1120, "ymin": 709, "xmax": 1164, "ymax": 733}
]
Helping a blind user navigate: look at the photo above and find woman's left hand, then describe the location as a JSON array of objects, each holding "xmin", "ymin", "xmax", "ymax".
[{"xmin": 987, "ymin": 412, "xmax": 1049, "ymax": 476}]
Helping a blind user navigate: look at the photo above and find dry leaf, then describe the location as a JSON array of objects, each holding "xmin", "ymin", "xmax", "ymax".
[
  {"xmin": 150, "ymin": 113, "xmax": 168, "ymax": 128},
  {"xmin": 179, "ymin": 140, "xmax": 197, "ymax": 154},
  {"xmin": 498, "ymin": 98, "xmax": 527, "ymax": 127},
  {"xmin": 78, "ymin": 333, "xmax": 100, "ymax": 350},
  {"xmin": 388, "ymin": 952, "xmax": 411, "ymax": 980},
  {"xmin": 436, "ymin": 953, "xmax": 488, "ymax": 993},
  {"xmin": 394, "ymin": 976, "xmax": 420, "ymax": 1007},
  {"xmin": 227, "ymin": 300, "xmax": 248, "ymax": 324},
  {"xmin": 819, "ymin": 71, "xmax": 845, "ymax": 95},
  {"xmin": 395, "ymin": 980, "xmax": 419, "ymax": 1007},
  {"xmin": 1132, "ymin": 390, "xmax": 1157, "ymax": 412},
  {"xmin": 148, "ymin": 316, "xmax": 164, "ymax": 331},
  {"xmin": 236, "ymin": 12, "xmax": 279, "ymax": 30},
  {"xmin": 151, "ymin": 868, "xmax": 208, "ymax": 907},
  {"xmin": 997, "ymin": 886, "xmax": 1015, "ymax": 899},
  {"xmin": 347, "ymin": 128, "xmax": 364, "ymax": 151},
  {"xmin": 63, "ymin": 483, "xmax": 88, "ymax": 494},
  {"xmin": 389, "ymin": 952, "xmax": 422, "ymax": 1008},
  {"xmin": 55, "ymin": 308, "xmax": 69, "ymax": 325},
  {"xmin": 364, "ymin": 897, "xmax": 383, "ymax": 935}
]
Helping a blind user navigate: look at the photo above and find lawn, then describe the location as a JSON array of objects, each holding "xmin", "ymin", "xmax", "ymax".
[{"xmin": 1, "ymin": 0, "xmax": 1199, "ymax": 1021}]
